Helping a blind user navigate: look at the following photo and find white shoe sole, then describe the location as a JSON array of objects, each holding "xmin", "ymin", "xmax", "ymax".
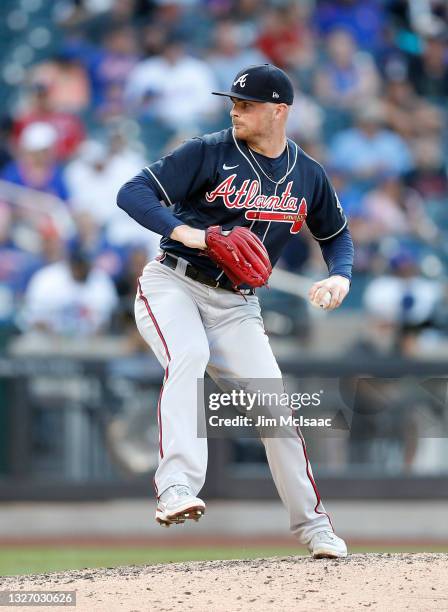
[
  {"xmin": 155, "ymin": 499, "xmax": 206, "ymax": 527},
  {"xmin": 312, "ymin": 548, "xmax": 347, "ymax": 559}
]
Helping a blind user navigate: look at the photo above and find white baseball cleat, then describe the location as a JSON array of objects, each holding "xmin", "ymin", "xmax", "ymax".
[
  {"xmin": 308, "ymin": 531, "xmax": 348, "ymax": 559},
  {"xmin": 155, "ymin": 485, "xmax": 206, "ymax": 527}
]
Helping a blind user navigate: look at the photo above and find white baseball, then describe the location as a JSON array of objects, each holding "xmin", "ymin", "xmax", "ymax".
[{"xmin": 311, "ymin": 290, "xmax": 332, "ymax": 310}]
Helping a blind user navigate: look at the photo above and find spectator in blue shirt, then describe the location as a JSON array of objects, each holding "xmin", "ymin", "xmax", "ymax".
[
  {"xmin": 329, "ymin": 103, "xmax": 414, "ymax": 184},
  {"xmin": 1, "ymin": 122, "xmax": 70, "ymax": 201},
  {"xmin": 314, "ymin": 0, "xmax": 386, "ymax": 54}
]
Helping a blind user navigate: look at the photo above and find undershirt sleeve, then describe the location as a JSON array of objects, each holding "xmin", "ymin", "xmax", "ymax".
[{"xmin": 319, "ymin": 226, "xmax": 354, "ymax": 281}]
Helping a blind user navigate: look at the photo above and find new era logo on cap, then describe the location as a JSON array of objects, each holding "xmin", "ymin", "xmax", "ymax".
[{"xmin": 212, "ymin": 64, "xmax": 294, "ymax": 105}]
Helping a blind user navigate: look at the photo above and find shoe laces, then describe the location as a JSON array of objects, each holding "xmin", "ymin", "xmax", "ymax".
[
  {"xmin": 314, "ymin": 531, "xmax": 337, "ymax": 543},
  {"xmin": 160, "ymin": 484, "xmax": 192, "ymax": 503},
  {"xmin": 172, "ymin": 484, "xmax": 191, "ymax": 497}
]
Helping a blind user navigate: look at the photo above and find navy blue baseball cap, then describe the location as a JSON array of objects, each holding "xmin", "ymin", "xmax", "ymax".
[{"xmin": 212, "ymin": 64, "xmax": 294, "ymax": 105}]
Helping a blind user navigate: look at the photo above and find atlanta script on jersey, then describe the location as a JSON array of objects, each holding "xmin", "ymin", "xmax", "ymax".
[{"xmin": 143, "ymin": 127, "xmax": 347, "ymax": 280}]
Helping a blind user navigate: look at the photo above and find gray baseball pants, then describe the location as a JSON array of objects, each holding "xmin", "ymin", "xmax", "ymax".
[{"xmin": 135, "ymin": 258, "xmax": 333, "ymax": 544}]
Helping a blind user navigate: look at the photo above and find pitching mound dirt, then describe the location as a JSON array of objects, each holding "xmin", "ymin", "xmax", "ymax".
[{"xmin": 2, "ymin": 553, "xmax": 447, "ymax": 611}]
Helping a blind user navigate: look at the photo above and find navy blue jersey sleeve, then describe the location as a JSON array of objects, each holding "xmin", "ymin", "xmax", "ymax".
[
  {"xmin": 319, "ymin": 226, "xmax": 354, "ymax": 281},
  {"xmin": 143, "ymin": 137, "xmax": 213, "ymax": 205},
  {"xmin": 117, "ymin": 136, "xmax": 214, "ymax": 238},
  {"xmin": 307, "ymin": 167, "xmax": 347, "ymax": 241},
  {"xmin": 117, "ymin": 171, "xmax": 184, "ymax": 238}
]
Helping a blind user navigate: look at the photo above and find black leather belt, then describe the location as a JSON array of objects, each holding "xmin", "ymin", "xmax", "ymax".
[{"xmin": 158, "ymin": 252, "xmax": 255, "ymax": 295}]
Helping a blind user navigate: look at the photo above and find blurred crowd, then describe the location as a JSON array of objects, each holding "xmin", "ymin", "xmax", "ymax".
[{"xmin": 0, "ymin": 0, "xmax": 448, "ymax": 357}]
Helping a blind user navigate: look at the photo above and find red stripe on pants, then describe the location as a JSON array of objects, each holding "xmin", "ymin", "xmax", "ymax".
[
  {"xmin": 296, "ymin": 426, "xmax": 334, "ymax": 531},
  {"xmin": 137, "ymin": 280, "xmax": 172, "ymax": 463}
]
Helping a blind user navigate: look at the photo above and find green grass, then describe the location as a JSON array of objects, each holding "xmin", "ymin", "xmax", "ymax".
[
  {"xmin": 0, "ymin": 544, "xmax": 447, "ymax": 577},
  {"xmin": 0, "ymin": 547, "xmax": 303, "ymax": 576}
]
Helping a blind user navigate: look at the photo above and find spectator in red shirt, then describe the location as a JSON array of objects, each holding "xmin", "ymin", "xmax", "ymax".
[
  {"xmin": 13, "ymin": 82, "xmax": 85, "ymax": 162},
  {"xmin": 256, "ymin": 5, "xmax": 315, "ymax": 71}
]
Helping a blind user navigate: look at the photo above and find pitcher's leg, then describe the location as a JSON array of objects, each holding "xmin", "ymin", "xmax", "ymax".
[
  {"xmin": 136, "ymin": 262, "xmax": 209, "ymax": 498},
  {"xmin": 206, "ymin": 294, "xmax": 332, "ymax": 545}
]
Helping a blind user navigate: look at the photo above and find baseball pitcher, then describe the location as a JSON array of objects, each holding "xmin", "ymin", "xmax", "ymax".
[{"xmin": 117, "ymin": 64, "xmax": 354, "ymax": 558}]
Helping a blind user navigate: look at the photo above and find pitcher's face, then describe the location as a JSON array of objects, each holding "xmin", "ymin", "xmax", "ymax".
[{"xmin": 230, "ymin": 98, "xmax": 287, "ymax": 142}]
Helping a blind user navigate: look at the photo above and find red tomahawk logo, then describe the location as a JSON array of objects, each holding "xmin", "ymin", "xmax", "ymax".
[{"xmin": 245, "ymin": 198, "xmax": 307, "ymax": 234}]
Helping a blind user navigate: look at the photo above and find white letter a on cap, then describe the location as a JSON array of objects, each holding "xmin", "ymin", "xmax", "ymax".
[{"xmin": 233, "ymin": 74, "xmax": 248, "ymax": 88}]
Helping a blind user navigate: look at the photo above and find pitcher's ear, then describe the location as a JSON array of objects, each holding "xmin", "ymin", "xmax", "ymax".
[{"xmin": 274, "ymin": 103, "xmax": 288, "ymax": 120}]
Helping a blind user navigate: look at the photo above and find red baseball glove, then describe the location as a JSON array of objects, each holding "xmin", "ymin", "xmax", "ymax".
[{"xmin": 205, "ymin": 225, "xmax": 272, "ymax": 289}]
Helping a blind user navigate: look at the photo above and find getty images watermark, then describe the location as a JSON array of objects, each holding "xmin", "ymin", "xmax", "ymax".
[
  {"xmin": 197, "ymin": 378, "xmax": 338, "ymax": 438},
  {"xmin": 196, "ymin": 377, "xmax": 448, "ymax": 439},
  {"xmin": 207, "ymin": 389, "xmax": 332, "ymax": 429}
]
